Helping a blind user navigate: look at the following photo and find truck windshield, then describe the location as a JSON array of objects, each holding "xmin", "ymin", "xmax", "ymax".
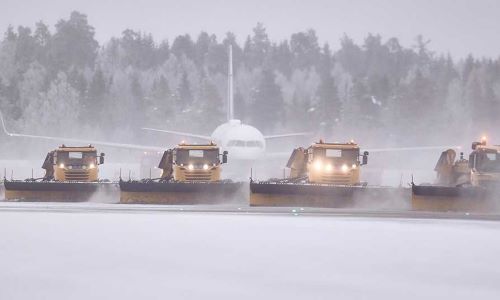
[
  {"xmin": 313, "ymin": 148, "xmax": 359, "ymax": 163},
  {"xmin": 472, "ymin": 151, "xmax": 500, "ymax": 172},
  {"xmin": 176, "ymin": 149, "xmax": 219, "ymax": 165},
  {"xmin": 57, "ymin": 151, "xmax": 97, "ymax": 165}
]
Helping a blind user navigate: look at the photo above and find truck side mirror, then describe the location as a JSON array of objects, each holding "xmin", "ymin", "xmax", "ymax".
[
  {"xmin": 222, "ymin": 151, "xmax": 228, "ymax": 164},
  {"xmin": 100, "ymin": 153, "xmax": 105, "ymax": 164},
  {"xmin": 472, "ymin": 142, "xmax": 480, "ymax": 150},
  {"xmin": 362, "ymin": 151, "xmax": 369, "ymax": 165},
  {"xmin": 468, "ymin": 153, "xmax": 475, "ymax": 169}
]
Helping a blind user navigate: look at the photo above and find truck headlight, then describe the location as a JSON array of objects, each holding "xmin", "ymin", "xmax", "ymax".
[
  {"xmin": 341, "ymin": 164, "xmax": 349, "ymax": 173},
  {"xmin": 59, "ymin": 163, "xmax": 65, "ymax": 169},
  {"xmin": 351, "ymin": 164, "xmax": 357, "ymax": 169},
  {"xmin": 89, "ymin": 163, "xmax": 95, "ymax": 169},
  {"xmin": 314, "ymin": 160, "xmax": 322, "ymax": 171},
  {"xmin": 325, "ymin": 164, "xmax": 333, "ymax": 172},
  {"xmin": 203, "ymin": 164, "xmax": 209, "ymax": 170},
  {"xmin": 188, "ymin": 164, "xmax": 194, "ymax": 170}
]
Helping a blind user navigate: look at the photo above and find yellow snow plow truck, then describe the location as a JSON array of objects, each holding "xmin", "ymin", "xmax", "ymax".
[
  {"xmin": 44, "ymin": 145, "xmax": 104, "ymax": 181},
  {"xmin": 250, "ymin": 140, "xmax": 402, "ymax": 208},
  {"xmin": 4, "ymin": 145, "xmax": 106, "ymax": 201},
  {"xmin": 412, "ymin": 137, "xmax": 500, "ymax": 211},
  {"xmin": 119, "ymin": 142, "xmax": 244, "ymax": 204},
  {"xmin": 163, "ymin": 142, "xmax": 226, "ymax": 182},
  {"xmin": 287, "ymin": 140, "xmax": 367, "ymax": 185}
]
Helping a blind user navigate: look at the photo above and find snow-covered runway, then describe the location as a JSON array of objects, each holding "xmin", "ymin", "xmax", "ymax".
[{"xmin": 1, "ymin": 209, "xmax": 500, "ymax": 299}]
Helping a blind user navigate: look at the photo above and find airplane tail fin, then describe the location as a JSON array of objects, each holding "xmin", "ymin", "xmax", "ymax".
[{"xmin": 227, "ymin": 44, "xmax": 234, "ymax": 121}]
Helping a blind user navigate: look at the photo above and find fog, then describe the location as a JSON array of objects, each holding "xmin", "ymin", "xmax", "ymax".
[
  {"xmin": 1, "ymin": 2, "xmax": 500, "ymax": 183},
  {"xmin": 2, "ymin": 0, "xmax": 500, "ymax": 58}
]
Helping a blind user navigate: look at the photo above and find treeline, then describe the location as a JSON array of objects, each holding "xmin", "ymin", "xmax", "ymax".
[{"xmin": 1, "ymin": 11, "xmax": 499, "ymax": 149}]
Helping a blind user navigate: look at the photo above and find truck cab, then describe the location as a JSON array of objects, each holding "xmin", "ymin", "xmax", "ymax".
[
  {"xmin": 469, "ymin": 139, "xmax": 500, "ymax": 187},
  {"xmin": 159, "ymin": 142, "xmax": 228, "ymax": 182},
  {"xmin": 44, "ymin": 145, "xmax": 105, "ymax": 181},
  {"xmin": 307, "ymin": 141, "xmax": 368, "ymax": 185},
  {"xmin": 286, "ymin": 140, "xmax": 368, "ymax": 185}
]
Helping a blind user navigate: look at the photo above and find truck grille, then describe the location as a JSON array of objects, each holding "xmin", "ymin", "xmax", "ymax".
[
  {"xmin": 320, "ymin": 174, "xmax": 352, "ymax": 185},
  {"xmin": 185, "ymin": 171, "xmax": 212, "ymax": 181},
  {"xmin": 64, "ymin": 170, "xmax": 90, "ymax": 181}
]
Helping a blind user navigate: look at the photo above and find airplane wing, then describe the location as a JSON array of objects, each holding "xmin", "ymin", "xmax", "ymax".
[
  {"xmin": 262, "ymin": 152, "xmax": 293, "ymax": 158},
  {"xmin": 365, "ymin": 145, "xmax": 462, "ymax": 153},
  {"xmin": 263, "ymin": 132, "xmax": 312, "ymax": 140},
  {"xmin": 142, "ymin": 127, "xmax": 212, "ymax": 140},
  {"xmin": 0, "ymin": 111, "xmax": 165, "ymax": 152},
  {"xmin": 262, "ymin": 145, "xmax": 462, "ymax": 159}
]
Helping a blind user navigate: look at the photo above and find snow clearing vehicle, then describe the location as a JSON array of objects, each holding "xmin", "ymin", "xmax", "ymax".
[
  {"xmin": 4, "ymin": 145, "xmax": 107, "ymax": 201},
  {"xmin": 412, "ymin": 137, "xmax": 500, "ymax": 211},
  {"xmin": 250, "ymin": 140, "xmax": 405, "ymax": 208},
  {"xmin": 119, "ymin": 142, "xmax": 245, "ymax": 204}
]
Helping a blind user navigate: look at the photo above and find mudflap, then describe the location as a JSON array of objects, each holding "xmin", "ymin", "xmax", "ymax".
[
  {"xmin": 250, "ymin": 181, "xmax": 409, "ymax": 209},
  {"xmin": 119, "ymin": 180, "xmax": 247, "ymax": 205},
  {"xmin": 3, "ymin": 180, "xmax": 115, "ymax": 202},
  {"xmin": 411, "ymin": 184, "xmax": 496, "ymax": 212}
]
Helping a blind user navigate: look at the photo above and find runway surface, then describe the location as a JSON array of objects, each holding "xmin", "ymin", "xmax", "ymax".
[
  {"xmin": 1, "ymin": 201, "xmax": 500, "ymax": 221},
  {"xmin": 1, "ymin": 206, "xmax": 500, "ymax": 299}
]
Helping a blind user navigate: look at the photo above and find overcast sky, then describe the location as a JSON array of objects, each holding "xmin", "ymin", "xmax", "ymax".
[{"xmin": 1, "ymin": 0, "xmax": 499, "ymax": 59}]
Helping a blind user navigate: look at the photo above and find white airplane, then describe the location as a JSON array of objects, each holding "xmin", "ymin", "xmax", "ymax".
[{"xmin": 143, "ymin": 45, "xmax": 309, "ymax": 160}]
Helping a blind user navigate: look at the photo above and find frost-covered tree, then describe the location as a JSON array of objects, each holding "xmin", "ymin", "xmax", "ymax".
[
  {"xmin": 244, "ymin": 23, "xmax": 270, "ymax": 68},
  {"xmin": 195, "ymin": 77, "xmax": 224, "ymax": 131},
  {"xmin": 171, "ymin": 34, "xmax": 195, "ymax": 61},
  {"xmin": 251, "ymin": 68, "xmax": 284, "ymax": 132},
  {"xmin": 24, "ymin": 72, "xmax": 80, "ymax": 135},
  {"xmin": 315, "ymin": 70, "xmax": 341, "ymax": 132},
  {"xmin": 290, "ymin": 29, "xmax": 320, "ymax": 70},
  {"xmin": 1, "ymin": 13, "xmax": 500, "ymax": 155},
  {"xmin": 146, "ymin": 74, "xmax": 174, "ymax": 127},
  {"xmin": 51, "ymin": 11, "xmax": 98, "ymax": 70},
  {"xmin": 177, "ymin": 72, "xmax": 193, "ymax": 111}
]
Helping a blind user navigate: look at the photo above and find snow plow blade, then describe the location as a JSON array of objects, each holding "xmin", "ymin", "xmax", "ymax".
[
  {"xmin": 411, "ymin": 183, "xmax": 498, "ymax": 212},
  {"xmin": 119, "ymin": 180, "xmax": 246, "ymax": 204},
  {"xmin": 3, "ymin": 180, "xmax": 113, "ymax": 202},
  {"xmin": 250, "ymin": 181, "xmax": 408, "ymax": 208}
]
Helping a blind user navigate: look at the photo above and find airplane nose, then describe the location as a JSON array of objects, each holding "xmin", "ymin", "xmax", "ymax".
[{"xmin": 227, "ymin": 147, "xmax": 259, "ymax": 161}]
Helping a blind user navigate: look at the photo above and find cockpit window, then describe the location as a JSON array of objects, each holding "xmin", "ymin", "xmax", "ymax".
[
  {"xmin": 227, "ymin": 140, "xmax": 246, "ymax": 147},
  {"xmin": 246, "ymin": 141, "xmax": 264, "ymax": 148},
  {"xmin": 227, "ymin": 140, "xmax": 264, "ymax": 148}
]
